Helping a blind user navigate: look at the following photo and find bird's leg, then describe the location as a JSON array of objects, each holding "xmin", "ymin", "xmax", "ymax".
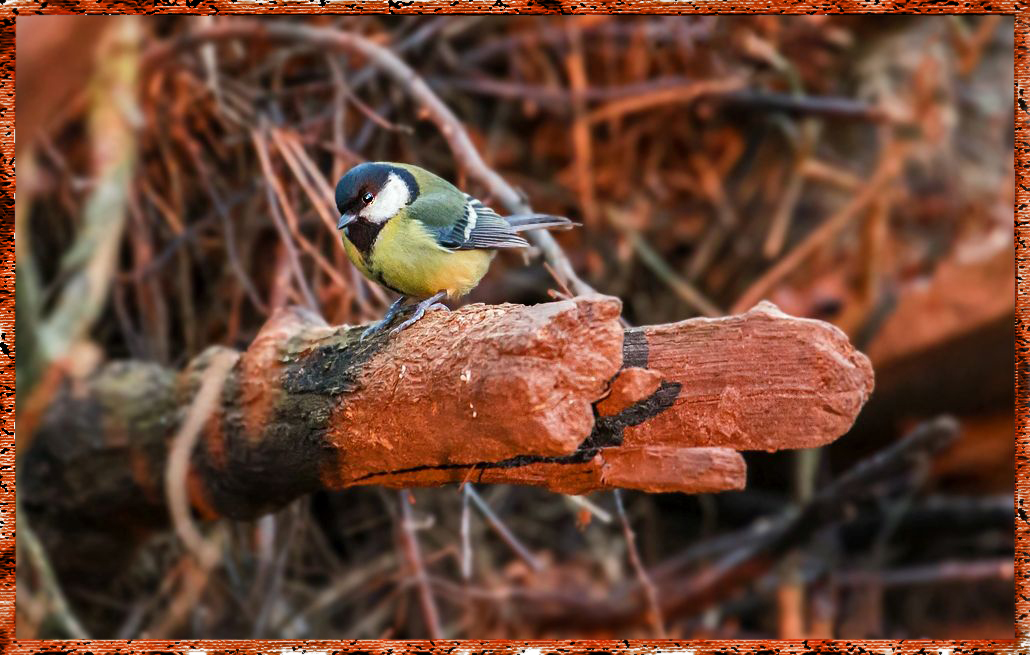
[
  {"xmin": 360, "ymin": 296, "xmax": 411, "ymax": 341},
  {"xmin": 389, "ymin": 291, "xmax": 450, "ymax": 335}
]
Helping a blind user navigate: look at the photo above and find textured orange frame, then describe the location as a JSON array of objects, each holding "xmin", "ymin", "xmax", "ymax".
[{"xmin": 2, "ymin": 4, "xmax": 1021, "ymax": 655}]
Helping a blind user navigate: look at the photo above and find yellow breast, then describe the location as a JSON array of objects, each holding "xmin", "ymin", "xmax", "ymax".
[{"xmin": 342, "ymin": 217, "xmax": 494, "ymax": 299}]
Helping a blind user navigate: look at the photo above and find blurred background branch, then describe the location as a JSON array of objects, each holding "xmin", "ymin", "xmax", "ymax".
[{"xmin": 17, "ymin": 17, "xmax": 140, "ymax": 437}]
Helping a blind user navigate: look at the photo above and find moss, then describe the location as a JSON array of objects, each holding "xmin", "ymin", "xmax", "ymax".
[
  {"xmin": 95, "ymin": 361, "xmax": 178, "ymax": 446},
  {"xmin": 21, "ymin": 361, "xmax": 177, "ymax": 589},
  {"xmin": 194, "ymin": 327, "xmax": 389, "ymax": 520},
  {"xmin": 280, "ymin": 326, "xmax": 383, "ymax": 396}
]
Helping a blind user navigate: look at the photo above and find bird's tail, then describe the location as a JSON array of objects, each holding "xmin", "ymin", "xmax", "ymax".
[{"xmin": 505, "ymin": 214, "xmax": 577, "ymax": 232}]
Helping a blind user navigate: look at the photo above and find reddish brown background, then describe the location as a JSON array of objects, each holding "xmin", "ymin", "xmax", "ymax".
[{"xmin": 2, "ymin": 3, "xmax": 1023, "ymax": 655}]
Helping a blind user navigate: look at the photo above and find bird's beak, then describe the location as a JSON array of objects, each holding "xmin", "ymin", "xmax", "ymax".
[{"xmin": 337, "ymin": 213, "xmax": 356, "ymax": 230}]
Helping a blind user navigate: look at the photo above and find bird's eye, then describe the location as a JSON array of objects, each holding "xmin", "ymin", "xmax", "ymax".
[{"xmin": 362, "ymin": 192, "xmax": 374, "ymax": 204}]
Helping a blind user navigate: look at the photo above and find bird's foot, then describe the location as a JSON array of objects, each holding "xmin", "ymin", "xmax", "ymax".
[
  {"xmin": 389, "ymin": 292, "xmax": 450, "ymax": 336},
  {"xmin": 360, "ymin": 296, "xmax": 412, "ymax": 341},
  {"xmin": 360, "ymin": 319, "xmax": 392, "ymax": 342}
]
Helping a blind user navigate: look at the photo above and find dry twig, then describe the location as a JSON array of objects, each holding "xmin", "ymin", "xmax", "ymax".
[
  {"xmin": 165, "ymin": 348, "xmax": 237, "ymax": 567},
  {"xmin": 397, "ymin": 491, "xmax": 444, "ymax": 639},
  {"xmin": 613, "ymin": 490, "xmax": 665, "ymax": 637}
]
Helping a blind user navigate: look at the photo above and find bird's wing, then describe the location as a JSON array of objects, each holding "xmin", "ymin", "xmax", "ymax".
[{"xmin": 436, "ymin": 194, "xmax": 529, "ymax": 250}]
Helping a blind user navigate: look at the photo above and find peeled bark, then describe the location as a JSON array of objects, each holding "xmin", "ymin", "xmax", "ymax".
[{"xmin": 22, "ymin": 295, "xmax": 873, "ymax": 584}]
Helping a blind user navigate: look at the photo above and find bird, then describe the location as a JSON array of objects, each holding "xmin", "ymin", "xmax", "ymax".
[{"xmin": 335, "ymin": 162, "xmax": 575, "ymax": 338}]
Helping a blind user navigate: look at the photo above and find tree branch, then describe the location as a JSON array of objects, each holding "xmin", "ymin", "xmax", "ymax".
[{"xmin": 23, "ymin": 296, "xmax": 873, "ymax": 587}]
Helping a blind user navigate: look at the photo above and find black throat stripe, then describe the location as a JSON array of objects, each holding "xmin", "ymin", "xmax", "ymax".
[
  {"xmin": 342, "ymin": 165, "xmax": 418, "ymax": 259},
  {"xmin": 346, "ymin": 219, "xmax": 384, "ymax": 256}
]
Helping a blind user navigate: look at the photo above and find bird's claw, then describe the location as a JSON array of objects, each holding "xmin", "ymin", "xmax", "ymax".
[
  {"xmin": 388, "ymin": 297, "xmax": 450, "ymax": 336},
  {"xmin": 359, "ymin": 296, "xmax": 412, "ymax": 342},
  {"xmin": 359, "ymin": 320, "xmax": 388, "ymax": 342}
]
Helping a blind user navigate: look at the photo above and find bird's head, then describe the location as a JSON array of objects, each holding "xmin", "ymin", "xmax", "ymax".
[{"xmin": 335, "ymin": 162, "xmax": 420, "ymax": 231}]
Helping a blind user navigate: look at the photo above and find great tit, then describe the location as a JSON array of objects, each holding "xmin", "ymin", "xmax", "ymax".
[{"xmin": 335, "ymin": 162, "xmax": 574, "ymax": 337}]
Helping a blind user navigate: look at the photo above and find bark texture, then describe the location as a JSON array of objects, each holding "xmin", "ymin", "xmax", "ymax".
[{"xmin": 22, "ymin": 295, "xmax": 873, "ymax": 583}]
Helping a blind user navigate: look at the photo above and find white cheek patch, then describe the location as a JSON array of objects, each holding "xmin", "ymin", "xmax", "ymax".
[
  {"xmin": 463, "ymin": 202, "xmax": 477, "ymax": 240},
  {"xmin": 362, "ymin": 172, "xmax": 410, "ymax": 224}
]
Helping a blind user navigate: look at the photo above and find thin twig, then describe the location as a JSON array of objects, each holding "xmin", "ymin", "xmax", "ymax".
[
  {"xmin": 115, "ymin": 555, "xmax": 184, "ymax": 638},
  {"xmin": 659, "ymin": 416, "xmax": 961, "ymax": 618},
  {"xmin": 397, "ymin": 490, "xmax": 443, "ymax": 639},
  {"xmin": 254, "ymin": 502, "xmax": 302, "ymax": 636},
  {"xmin": 833, "ymin": 557, "xmax": 1014, "ymax": 588},
  {"xmin": 625, "ymin": 228, "xmax": 722, "ymax": 317},
  {"xmin": 165, "ymin": 348, "xmax": 237, "ymax": 568},
  {"xmin": 274, "ymin": 129, "xmax": 392, "ymax": 311},
  {"xmin": 272, "ymin": 551, "xmax": 398, "ymax": 634},
  {"xmin": 500, "ymin": 417, "xmax": 962, "ymax": 631},
  {"xmin": 586, "ymin": 77, "xmax": 746, "ymax": 124},
  {"xmin": 258, "ymin": 131, "xmax": 351, "ymax": 291},
  {"xmin": 269, "ymin": 129, "xmax": 386, "ymax": 317},
  {"xmin": 144, "ymin": 549, "xmax": 223, "ymax": 638},
  {"xmin": 565, "ymin": 22, "xmax": 598, "ymax": 226},
  {"xmin": 564, "ymin": 494, "xmax": 613, "ymax": 524},
  {"xmin": 732, "ymin": 139, "xmax": 908, "ymax": 314},
  {"xmin": 613, "ymin": 489, "xmax": 666, "ymax": 637},
  {"xmin": 17, "ymin": 507, "xmax": 91, "ymax": 639},
  {"xmin": 269, "ymin": 129, "xmax": 342, "ymax": 240},
  {"xmin": 179, "ymin": 135, "xmax": 269, "ymax": 314},
  {"xmin": 764, "ymin": 120, "xmax": 820, "ymax": 259},
  {"xmin": 466, "ymin": 485, "xmax": 544, "ymax": 573},
  {"xmin": 460, "ymin": 485, "xmax": 473, "ymax": 581},
  {"xmin": 251, "ymin": 129, "xmax": 320, "ymax": 312}
]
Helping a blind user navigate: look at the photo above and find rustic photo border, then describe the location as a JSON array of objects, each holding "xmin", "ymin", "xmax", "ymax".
[{"xmin": 1, "ymin": 4, "xmax": 1023, "ymax": 654}]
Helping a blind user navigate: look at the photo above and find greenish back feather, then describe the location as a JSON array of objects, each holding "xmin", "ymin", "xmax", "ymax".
[{"xmin": 392, "ymin": 164, "xmax": 467, "ymax": 229}]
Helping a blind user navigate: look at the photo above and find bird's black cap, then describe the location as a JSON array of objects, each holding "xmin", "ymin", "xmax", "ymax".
[{"xmin": 335, "ymin": 162, "xmax": 419, "ymax": 215}]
